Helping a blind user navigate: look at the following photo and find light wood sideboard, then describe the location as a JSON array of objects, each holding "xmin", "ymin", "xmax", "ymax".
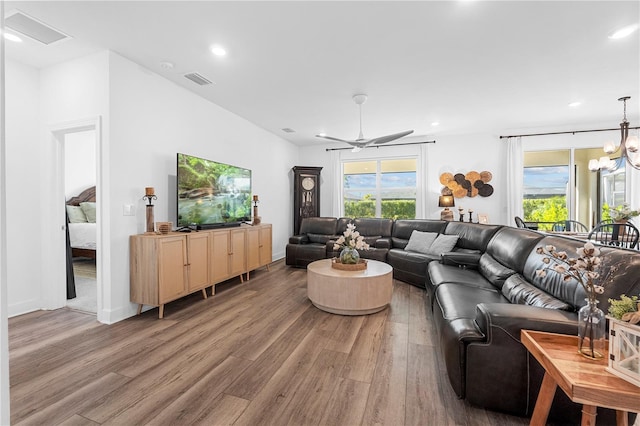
[{"xmin": 130, "ymin": 223, "xmax": 272, "ymax": 318}]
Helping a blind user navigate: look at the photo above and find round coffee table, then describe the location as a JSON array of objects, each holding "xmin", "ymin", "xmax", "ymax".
[{"xmin": 307, "ymin": 258, "xmax": 393, "ymax": 315}]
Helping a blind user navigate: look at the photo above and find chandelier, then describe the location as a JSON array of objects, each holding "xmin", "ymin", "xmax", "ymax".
[{"xmin": 588, "ymin": 96, "xmax": 640, "ymax": 172}]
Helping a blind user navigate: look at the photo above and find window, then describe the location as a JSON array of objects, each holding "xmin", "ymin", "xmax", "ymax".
[
  {"xmin": 343, "ymin": 158, "xmax": 417, "ymax": 219},
  {"xmin": 600, "ymin": 164, "xmax": 626, "ymax": 222},
  {"xmin": 522, "ymin": 147, "xmax": 608, "ymax": 230},
  {"xmin": 523, "ymin": 150, "xmax": 570, "ymax": 230}
]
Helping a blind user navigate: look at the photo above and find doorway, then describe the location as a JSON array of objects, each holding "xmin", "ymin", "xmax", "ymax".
[
  {"xmin": 49, "ymin": 118, "xmax": 102, "ymax": 320},
  {"xmin": 64, "ymin": 129, "xmax": 97, "ymax": 313}
]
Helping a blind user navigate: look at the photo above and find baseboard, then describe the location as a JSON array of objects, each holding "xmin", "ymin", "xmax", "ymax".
[
  {"xmin": 98, "ymin": 304, "xmax": 138, "ymax": 325},
  {"xmin": 8, "ymin": 299, "xmax": 41, "ymax": 318}
]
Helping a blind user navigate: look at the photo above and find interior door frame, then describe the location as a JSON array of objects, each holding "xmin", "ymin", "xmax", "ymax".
[{"xmin": 48, "ymin": 117, "xmax": 103, "ymax": 320}]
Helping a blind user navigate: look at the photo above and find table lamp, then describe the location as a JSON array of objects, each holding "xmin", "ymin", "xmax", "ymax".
[{"xmin": 438, "ymin": 195, "xmax": 455, "ymax": 221}]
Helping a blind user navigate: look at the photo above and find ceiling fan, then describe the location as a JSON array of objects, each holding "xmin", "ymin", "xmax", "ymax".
[{"xmin": 316, "ymin": 94, "xmax": 414, "ymax": 152}]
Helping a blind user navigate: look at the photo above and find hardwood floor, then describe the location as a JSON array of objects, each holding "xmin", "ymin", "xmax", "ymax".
[{"xmin": 9, "ymin": 260, "xmax": 529, "ymax": 425}]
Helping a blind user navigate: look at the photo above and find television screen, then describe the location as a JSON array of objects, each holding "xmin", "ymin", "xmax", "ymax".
[{"xmin": 177, "ymin": 153, "xmax": 252, "ymax": 228}]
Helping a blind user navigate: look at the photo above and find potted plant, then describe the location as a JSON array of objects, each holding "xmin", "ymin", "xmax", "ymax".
[
  {"xmin": 606, "ymin": 294, "xmax": 640, "ymax": 386},
  {"xmin": 609, "ymin": 203, "xmax": 640, "ymax": 223}
]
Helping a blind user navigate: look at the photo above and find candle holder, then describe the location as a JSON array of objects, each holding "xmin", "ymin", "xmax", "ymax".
[
  {"xmin": 252, "ymin": 195, "xmax": 261, "ymax": 225},
  {"xmin": 458, "ymin": 208, "xmax": 465, "ymax": 222},
  {"xmin": 143, "ymin": 193, "xmax": 158, "ymax": 233},
  {"xmin": 468, "ymin": 211, "xmax": 474, "ymax": 223}
]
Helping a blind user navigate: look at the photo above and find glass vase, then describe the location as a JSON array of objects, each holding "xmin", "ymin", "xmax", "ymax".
[
  {"xmin": 339, "ymin": 247, "xmax": 360, "ymax": 264},
  {"xmin": 577, "ymin": 298, "xmax": 606, "ymax": 360}
]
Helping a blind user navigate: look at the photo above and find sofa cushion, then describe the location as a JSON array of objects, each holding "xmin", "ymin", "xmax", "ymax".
[
  {"xmin": 391, "ymin": 219, "xmax": 447, "ymax": 249},
  {"xmin": 428, "ymin": 262, "xmax": 496, "ymax": 292},
  {"xmin": 523, "ymin": 235, "xmax": 640, "ymax": 310},
  {"xmin": 501, "ymin": 274, "xmax": 572, "ymax": 311},
  {"xmin": 443, "ymin": 222, "xmax": 502, "ymax": 251},
  {"xmin": 404, "ymin": 230, "xmax": 438, "ymax": 254},
  {"xmin": 485, "ymin": 227, "xmax": 544, "ymax": 273},
  {"xmin": 299, "ymin": 217, "xmax": 338, "ymax": 235},
  {"xmin": 427, "ymin": 234, "xmax": 459, "ymax": 255},
  {"xmin": 478, "ymin": 253, "xmax": 515, "ymax": 289},
  {"xmin": 354, "ymin": 217, "xmax": 393, "ymax": 237}
]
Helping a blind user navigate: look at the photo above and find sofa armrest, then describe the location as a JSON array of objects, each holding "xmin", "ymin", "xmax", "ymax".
[
  {"xmin": 374, "ymin": 237, "xmax": 392, "ymax": 249},
  {"xmin": 465, "ymin": 303, "xmax": 579, "ymax": 415},
  {"xmin": 289, "ymin": 235, "xmax": 309, "ymax": 244},
  {"xmin": 440, "ymin": 252, "xmax": 481, "ymax": 269},
  {"xmin": 475, "ymin": 303, "xmax": 577, "ymax": 341}
]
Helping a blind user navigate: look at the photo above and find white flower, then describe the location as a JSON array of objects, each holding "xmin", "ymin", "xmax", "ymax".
[
  {"xmin": 334, "ymin": 223, "xmax": 370, "ymax": 252},
  {"xmin": 537, "ymin": 241, "xmax": 610, "ymax": 303}
]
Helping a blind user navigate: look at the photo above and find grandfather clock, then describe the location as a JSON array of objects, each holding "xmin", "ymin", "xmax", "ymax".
[{"xmin": 293, "ymin": 166, "xmax": 322, "ymax": 235}]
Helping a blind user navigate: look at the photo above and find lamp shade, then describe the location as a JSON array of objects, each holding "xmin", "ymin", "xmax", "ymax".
[
  {"xmin": 603, "ymin": 140, "xmax": 617, "ymax": 154},
  {"xmin": 438, "ymin": 195, "xmax": 455, "ymax": 208}
]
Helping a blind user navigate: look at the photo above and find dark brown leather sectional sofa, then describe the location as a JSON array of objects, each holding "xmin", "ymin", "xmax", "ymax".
[{"xmin": 286, "ymin": 217, "xmax": 640, "ymax": 422}]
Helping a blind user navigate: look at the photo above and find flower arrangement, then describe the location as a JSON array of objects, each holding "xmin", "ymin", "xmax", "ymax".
[
  {"xmin": 333, "ymin": 223, "xmax": 370, "ymax": 264},
  {"xmin": 536, "ymin": 241, "xmax": 617, "ymax": 359},
  {"xmin": 609, "ymin": 203, "xmax": 640, "ymax": 222},
  {"xmin": 535, "ymin": 242, "xmax": 606, "ymax": 302}
]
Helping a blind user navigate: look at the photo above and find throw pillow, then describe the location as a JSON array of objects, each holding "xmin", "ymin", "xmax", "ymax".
[
  {"xmin": 404, "ymin": 230, "xmax": 438, "ymax": 254},
  {"xmin": 425, "ymin": 234, "xmax": 459, "ymax": 255},
  {"xmin": 66, "ymin": 205, "xmax": 88, "ymax": 223},
  {"xmin": 79, "ymin": 202, "xmax": 97, "ymax": 223}
]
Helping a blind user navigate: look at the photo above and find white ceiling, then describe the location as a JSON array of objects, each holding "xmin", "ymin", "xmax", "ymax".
[{"xmin": 3, "ymin": 1, "xmax": 639, "ymax": 146}]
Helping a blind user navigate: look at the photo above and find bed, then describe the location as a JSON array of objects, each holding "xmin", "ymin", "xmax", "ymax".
[{"xmin": 66, "ymin": 186, "xmax": 97, "ymax": 259}]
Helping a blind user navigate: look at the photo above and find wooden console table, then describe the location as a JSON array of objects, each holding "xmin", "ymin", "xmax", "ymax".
[{"xmin": 521, "ymin": 330, "xmax": 640, "ymax": 426}]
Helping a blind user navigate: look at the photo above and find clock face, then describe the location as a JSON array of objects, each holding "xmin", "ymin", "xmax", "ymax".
[{"xmin": 301, "ymin": 177, "xmax": 316, "ymax": 191}]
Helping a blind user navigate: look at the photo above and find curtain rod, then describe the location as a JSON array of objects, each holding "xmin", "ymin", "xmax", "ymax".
[
  {"xmin": 500, "ymin": 126, "xmax": 640, "ymax": 139},
  {"xmin": 325, "ymin": 140, "xmax": 435, "ymax": 152}
]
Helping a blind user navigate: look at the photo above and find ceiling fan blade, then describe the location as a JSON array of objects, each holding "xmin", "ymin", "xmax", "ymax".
[
  {"xmin": 370, "ymin": 130, "xmax": 414, "ymax": 145},
  {"xmin": 315, "ymin": 134, "xmax": 354, "ymax": 144}
]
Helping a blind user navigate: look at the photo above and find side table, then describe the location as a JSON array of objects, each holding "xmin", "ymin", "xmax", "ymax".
[{"xmin": 521, "ymin": 330, "xmax": 640, "ymax": 426}]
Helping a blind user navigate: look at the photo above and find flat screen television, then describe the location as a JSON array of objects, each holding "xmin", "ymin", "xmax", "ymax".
[{"xmin": 177, "ymin": 153, "xmax": 252, "ymax": 229}]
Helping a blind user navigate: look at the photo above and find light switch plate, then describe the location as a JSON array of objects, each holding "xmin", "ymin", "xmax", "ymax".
[{"xmin": 123, "ymin": 204, "xmax": 135, "ymax": 216}]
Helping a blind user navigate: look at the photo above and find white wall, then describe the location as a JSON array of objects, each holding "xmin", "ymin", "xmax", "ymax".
[
  {"xmin": 5, "ymin": 59, "xmax": 42, "ymax": 316},
  {"xmin": 107, "ymin": 52, "xmax": 297, "ymax": 322},
  {"xmin": 6, "ymin": 49, "xmax": 298, "ymax": 324},
  {"xmin": 298, "ymin": 132, "xmax": 508, "ymax": 225}
]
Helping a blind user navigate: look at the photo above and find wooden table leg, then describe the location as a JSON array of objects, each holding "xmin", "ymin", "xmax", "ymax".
[
  {"xmin": 616, "ymin": 410, "xmax": 629, "ymax": 426},
  {"xmin": 530, "ymin": 372, "xmax": 557, "ymax": 426},
  {"xmin": 581, "ymin": 405, "xmax": 597, "ymax": 426},
  {"xmin": 159, "ymin": 304, "xmax": 164, "ymax": 319}
]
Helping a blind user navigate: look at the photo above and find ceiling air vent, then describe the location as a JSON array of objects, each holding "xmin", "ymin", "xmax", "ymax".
[
  {"xmin": 4, "ymin": 10, "xmax": 70, "ymax": 45},
  {"xmin": 184, "ymin": 72, "xmax": 213, "ymax": 86},
  {"xmin": 281, "ymin": 128, "xmax": 296, "ymax": 133}
]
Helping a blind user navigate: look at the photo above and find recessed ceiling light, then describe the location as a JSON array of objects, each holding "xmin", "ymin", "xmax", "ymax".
[
  {"xmin": 568, "ymin": 101, "xmax": 581, "ymax": 107},
  {"xmin": 431, "ymin": 122, "xmax": 440, "ymax": 127},
  {"xmin": 2, "ymin": 32, "xmax": 22, "ymax": 42},
  {"xmin": 210, "ymin": 45, "xmax": 227, "ymax": 57},
  {"xmin": 160, "ymin": 61, "xmax": 174, "ymax": 70},
  {"xmin": 609, "ymin": 23, "xmax": 639, "ymax": 39},
  {"xmin": 317, "ymin": 132, "xmax": 327, "ymax": 137}
]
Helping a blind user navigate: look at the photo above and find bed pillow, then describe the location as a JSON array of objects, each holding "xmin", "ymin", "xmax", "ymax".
[
  {"xmin": 404, "ymin": 231, "xmax": 438, "ymax": 254},
  {"xmin": 425, "ymin": 234, "xmax": 459, "ymax": 255},
  {"xmin": 66, "ymin": 205, "xmax": 88, "ymax": 223},
  {"xmin": 79, "ymin": 202, "xmax": 97, "ymax": 223}
]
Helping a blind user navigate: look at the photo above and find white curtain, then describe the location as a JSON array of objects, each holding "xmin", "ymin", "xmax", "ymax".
[
  {"xmin": 419, "ymin": 143, "xmax": 429, "ymax": 219},
  {"xmin": 626, "ymin": 162, "xmax": 640, "ymax": 229},
  {"xmin": 330, "ymin": 149, "xmax": 342, "ymax": 217},
  {"xmin": 506, "ymin": 137, "xmax": 524, "ymax": 226}
]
